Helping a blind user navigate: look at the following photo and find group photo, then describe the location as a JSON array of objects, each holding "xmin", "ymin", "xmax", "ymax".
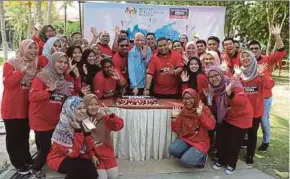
[{"xmin": 0, "ymin": 1, "xmax": 289, "ymax": 179}]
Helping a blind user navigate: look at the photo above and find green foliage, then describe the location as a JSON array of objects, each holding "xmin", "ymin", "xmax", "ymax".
[{"xmin": 66, "ymin": 21, "xmax": 81, "ymax": 36}]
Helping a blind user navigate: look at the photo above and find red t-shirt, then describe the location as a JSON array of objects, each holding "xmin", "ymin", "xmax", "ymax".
[
  {"xmin": 98, "ymin": 43, "xmax": 113, "ymax": 57},
  {"xmin": 241, "ymin": 76, "xmax": 264, "ymax": 118},
  {"xmin": 93, "ymin": 70, "xmax": 124, "ymax": 99},
  {"xmin": 47, "ymin": 132, "xmax": 95, "ymax": 171},
  {"xmin": 171, "ymin": 106, "xmax": 215, "ymax": 153},
  {"xmin": 225, "ymin": 87, "xmax": 253, "ymax": 129},
  {"xmin": 257, "ymin": 49, "xmax": 286, "ymax": 98},
  {"xmin": 65, "ymin": 74, "xmax": 81, "ymax": 96},
  {"xmin": 147, "ymin": 51, "xmax": 183, "ymax": 95},
  {"xmin": 112, "ymin": 53, "xmax": 128, "ymax": 81},
  {"xmin": 37, "ymin": 40, "xmax": 45, "ymax": 56},
  {"xmin": 223, "ymin": 51, "xmax": 242, "ymax": 73},
  {"xmin": 1, "ymin": 63, "xmax": 29, "ymax": 119},
  {"xmin": 38, "ymin": 55, "xmax": 49, "ymax": 70},
  {"xmin": 29, "ymin": 77, "xmax": 66, "ymax": 131},
  {"xmin": 32, "ymin": 35, "xmax": 41, "ymax": 45}
]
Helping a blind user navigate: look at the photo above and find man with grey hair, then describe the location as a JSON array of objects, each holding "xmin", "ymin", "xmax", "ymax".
[{"xmin": 128, "ymin": 32, "xmax": 152, "ymax": 95}]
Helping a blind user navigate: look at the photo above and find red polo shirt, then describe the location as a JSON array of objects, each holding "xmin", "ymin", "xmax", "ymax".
[
  {"xmin": 147, "ymin": 50, "xmax": 183, "ymax": 95},
  {"xmin": 93, "ymin": 69, "xmax": 124, "ymax": 99},
  {"xmin": 112, "ymin": 53, "xmax": 128, "ymax": 80},
  {"xmin": 223, "ymin": 51, "xmax": 242, "ymax": 73},
  {"xmin": 257, "ymin": 49, "xmax": 286, "ymax": 98},
  {"xmin": 241, "ymin": 76, "xmax": 264, "ymax": 118},
  {"xmin": 98, "ymin": 43, "xmax": 113, "ymax": 57}
]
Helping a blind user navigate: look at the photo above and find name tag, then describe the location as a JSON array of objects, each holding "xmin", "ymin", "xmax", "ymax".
[
  {"xmin": 49, "ymin": 92, "xmax": 65, "ymax": 104},
  {"xmin": 21, "ymin": 82, "xmax": 31, "ymax": 89},
  {"xmin": 244, "ymin": 86, "xmax": 258, "ymax": 93}
]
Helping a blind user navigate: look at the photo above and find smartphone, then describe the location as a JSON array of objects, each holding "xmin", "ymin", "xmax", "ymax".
[{"xmin": 82, "ymin": 118, "xmax": 96, "ymax": 130}]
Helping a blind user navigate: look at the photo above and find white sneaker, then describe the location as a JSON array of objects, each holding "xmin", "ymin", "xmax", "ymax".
[
  {"xmin": 212, "ymin": 162, "xmax": 224, "ymax": 170},
  {"xmin": 224, "ymin": 166, "xmax": 235, "ymax": 175}
]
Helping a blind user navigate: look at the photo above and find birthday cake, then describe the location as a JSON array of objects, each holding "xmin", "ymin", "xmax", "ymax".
[{"xmin": 116, "ymin": 96, "xmax": 159, "ymax": 106}]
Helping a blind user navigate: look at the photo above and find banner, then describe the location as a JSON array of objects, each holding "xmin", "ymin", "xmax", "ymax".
[{"xmin": 84, "ymin": 2, "xmax": 226, "ymax": 45}]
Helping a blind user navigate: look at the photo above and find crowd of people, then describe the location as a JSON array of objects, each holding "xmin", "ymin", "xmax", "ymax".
[{"xmin": 1, "ymin": 21, "xmax": 286, "ymax": 179}]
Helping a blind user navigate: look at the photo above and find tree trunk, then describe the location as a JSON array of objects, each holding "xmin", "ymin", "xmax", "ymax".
[
  {"xmin": 64, "ymin": 4, "xmax": 67, "ymax": 35},
  {"xmin": 27, "ymin": 1, "xmax": 33, "ymax": 38},
  {"xmin": 46, "ymin": 0, "xmax": 53, "ymax": 25},
  {"xmin": 0, "ymin": 1, "xmax": 8, "ymax": 60},
  {"xmin": 35, "ymin": 1, "xmax": 42, "ymax": 25}
]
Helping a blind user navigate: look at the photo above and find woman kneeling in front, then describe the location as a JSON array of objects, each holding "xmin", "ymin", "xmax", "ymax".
[
  {"xmin": 47, "ymin": 96, "xmax": 99, "ymax": 179},
  {"xmin": 168, "ymin": 88, "xmax": 216, "ymax": 168}
]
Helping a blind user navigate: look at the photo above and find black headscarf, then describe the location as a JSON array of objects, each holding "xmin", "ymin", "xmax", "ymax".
[
  {"xmin": 81, "ymin": 49, "xmax": 101, "ymax": 88},
  {"xmin": 186, "ymin": 56, "xmax": 204, "ymax": 90},
  {"xmin": 39, "ymin": 25, "xmax": 55, "ymax": 42}
]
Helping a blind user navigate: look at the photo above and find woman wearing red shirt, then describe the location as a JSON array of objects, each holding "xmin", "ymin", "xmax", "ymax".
[
  {"xmin": 37, "ymin": 25, "xmax": 56, "ymax": 55},
  {"xmin": 66, "ymin": 46, "xmax": 83, "ymax": 96},
  {"xmin": 29, "ymin": 52, "xmax": 71, "ymax": 179},
  {"xmin": 38, "ymin": 37, "xmax": 62, "ymax": 69},
  {"xmin": 169, "ymin": 89, "xmax": 215, "ymax": 168},
  {"xmin": 239, "ymin": 50, "xmax": 266, "ymax": 166},
  {"xmin": 47, "ymin": 96, "xmax": 98, "ymax": 179},
  {"xmin": 84, "ymin": 94, "xmax": 124, "ymax": 179},
  {"xmin": 1, "ymin": 40, "xmax": 38, "ymax": 175},
  {"xmin": 206, "ymin": 66, "xmax": 253, "ymax": 175},
  {"xmin": 181, "ymin": 56, "xmax": 208, "ymax": 102}
]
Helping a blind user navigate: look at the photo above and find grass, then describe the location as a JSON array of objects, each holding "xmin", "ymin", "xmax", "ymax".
[{"xmin": 239, "ymin": 69, "xmax": 289, "ymax": 179}]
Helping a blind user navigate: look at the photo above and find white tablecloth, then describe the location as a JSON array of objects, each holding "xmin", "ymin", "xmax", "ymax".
[{"xmin": 110, "ymin": 107, "xmax": 177, "ymax": 161}]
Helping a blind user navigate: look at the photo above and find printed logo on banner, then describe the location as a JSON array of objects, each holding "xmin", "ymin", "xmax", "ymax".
[
  {"xmin": 125, "ymin": 7, "xmax": 137, "ymax": 16},
  {"xmin": 169, "ymin": 8, "xmax": 189, "ymax": 19}
]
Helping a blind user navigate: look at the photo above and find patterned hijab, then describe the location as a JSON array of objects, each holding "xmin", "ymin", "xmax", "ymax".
[
  {"xmin": 7, "ymin": 39, "xmax": 39, "ymax": 85},
  {"xmin": 42, "ymin": 37, "xmax": 61, "ymax": 60},
  {"xmin": 36, "ymin": 52, "xmax": 70, "ymax": 96},
  {"xmin": 52, "ymin": 96, "xmax": 87, "ymax": 153},
  {"xmin": 240, "ymin": 50, "xmax": 258, "ymax": 82}
]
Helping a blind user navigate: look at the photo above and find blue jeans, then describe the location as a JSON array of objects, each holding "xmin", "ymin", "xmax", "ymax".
[
  {"xmin": 261, "ymin": 98, "xmax": 272, "ymax": 143},
  {"xmin": 168, "ymin": 139, "xmax": 206, "ymax": 168}
]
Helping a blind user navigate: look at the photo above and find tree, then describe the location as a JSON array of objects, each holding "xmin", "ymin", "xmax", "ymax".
[
  {"xmin": 46, "ymin": 0, "xmax": 53, "ymax": 25},
  {"xmin": 59, "ymin": 1, "xmax": 75, "ymax": 35},
  {"xmin": 35, "ymin": 0, "xmax": 42, "ymax": 25},
  {"xmin": 0, "ymin": 1, "xmax": 8, "ymax": 60}
]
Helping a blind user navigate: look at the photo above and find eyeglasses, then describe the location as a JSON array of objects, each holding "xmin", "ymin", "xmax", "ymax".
[
  {"xmin": 250, "ymin": 47, "xmax": 260, "ymax": 51},
  {"xmin": 208, "ymin": 74, "xmax": 220, "ymax": 80},
  {"xmin": 119, "ymin": 44, "xmax": 129, "ymax": 47}
]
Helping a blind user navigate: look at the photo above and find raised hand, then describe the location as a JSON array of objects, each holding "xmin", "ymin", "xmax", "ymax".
[
  {"xmin": 46, "ymin": 78, "xmax": 57, "ymax": 92},
  {"xmin": 233, "ymin": 65, "xmax": 242, "ymax": 79},
  {"xmin": 257, "ymin": 63, "xmax": 268, "ymax": 76},
  {"xmin": 81, "ymin": 85, "xmax": 91, "ymax": 95},
  {"xmin": 110, "ymin": 70, "xmax": 121, "ymax": 81},
  {"xmin": 225, "ymin": 82, "xmax": 232, "ymax": 96},
  {"xmin": 182, "ymin": 54, "xmax": 189, "ymax": 65},
  {"xmin": 180, "ymin": 71, "xmax": 189, "ymax": 82},
  {"xmin": 196, "ymin": 100, "xmax": 204, "ymax": 116},
  {"xmin": 271, "ymin": 24, "xmax": 282, "ymax": 36},
  {"xmin": 171, "ymin": 106, "xmax": 181, "ymax": 118},
  {"xmin": 101, "ymin": 103, "xmax": 112, "ymax": 115},
  {"xmin": 115, "ymin": 26, "xmax": 121, "ymax": 35},
  {"xmin": 67, "ymin": 57, "xmax": 77, "ymax": 74},
  {"xmin": 220, "ymin": 60, "xmax": 229, "ymax": 72},
  {"xmin": 91, "ymin": 27, "xmax": 101, "ymax": 38},
  {"xmin": 83, "ymin": 64, "xmax": 88, "ymax": 75}
]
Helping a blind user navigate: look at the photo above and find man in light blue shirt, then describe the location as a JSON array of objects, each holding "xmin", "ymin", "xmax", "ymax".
[{"xmin": 128, "ymin": 32, "xmax": 152, "ymax": 95}]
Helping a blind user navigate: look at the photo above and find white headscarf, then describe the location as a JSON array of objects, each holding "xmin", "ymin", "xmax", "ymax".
[{"xmin": 42, "ymin": 37, "xmax": 61, "ymax": 60}]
